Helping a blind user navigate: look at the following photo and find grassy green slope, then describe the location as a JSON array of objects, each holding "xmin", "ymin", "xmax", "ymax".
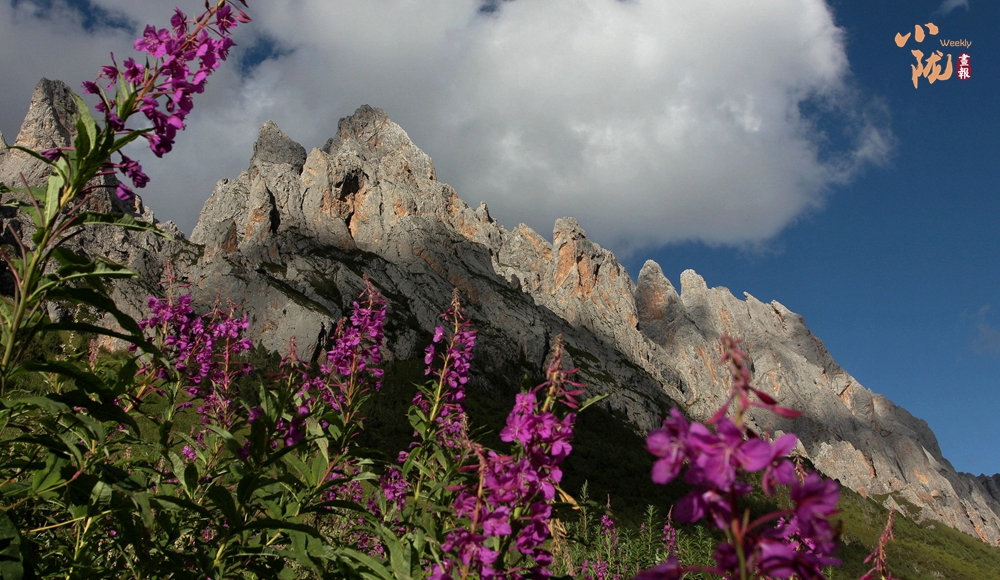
[{"xmin": 359, "ymin": 355, "xmax": 1000, "ymax": 580}]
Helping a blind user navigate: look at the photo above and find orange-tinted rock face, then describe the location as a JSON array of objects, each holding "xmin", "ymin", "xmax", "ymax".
[{"xmin": 7, "ymin": 86, "xmax": 998, "ymax": 546}]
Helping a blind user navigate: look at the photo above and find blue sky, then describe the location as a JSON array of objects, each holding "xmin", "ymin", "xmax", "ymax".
[
  {"xmin": 623, "ymin": 0, "xmax": 1000, "ymax": 474},
  {"xmin": 0, "ymin": 0, "xmax": 997, "ymax": 474}
]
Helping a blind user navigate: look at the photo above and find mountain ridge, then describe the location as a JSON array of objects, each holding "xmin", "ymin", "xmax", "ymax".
[{"xmin": 3, "ymin": 78, "xmax": 1000, "ymax": 546}]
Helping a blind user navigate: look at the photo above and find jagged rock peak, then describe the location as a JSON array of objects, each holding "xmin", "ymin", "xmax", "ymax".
[
  {"xmin": 16, "ymin": 78, "xmax": 78, "ymax": 151},
  {"xmin": 0, "ymin": 129, "xmax": 7, "ymax": 151},
  {"xmin": 0, "ymin": 78, "xmax": 151, "ymax": 219},
  {"xmin": 679, "ymin": 268, "xmax": 708, "ymax": 294},
  {"xmin": 323, "ymin": 105, "xmax": 436, "ymax": 181},
  {"xmin": 0, "ymin": 79, "xmax": 78, "ymax": 188},
  {"xmin": 635, "ymin": 260, "xmax": 679, "ymax": 324},
  {"xmin": 251, "ymin": 121, "xmax": 306, "ymax": 173},
  {"xmin": 553, "ymin": 216, "xmax": 586, "ymax": 240}
]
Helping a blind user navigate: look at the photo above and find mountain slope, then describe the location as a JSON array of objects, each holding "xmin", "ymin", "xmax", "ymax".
[{"xmin": 3, "ymin": 79, "xmax": 999, "ymax": 546}]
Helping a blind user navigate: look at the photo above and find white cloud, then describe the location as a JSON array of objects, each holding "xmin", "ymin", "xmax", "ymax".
[
  {"xmin": 1, "ymin": 0, "xmax": 891, "ymax": 255},
  {"xmin": 938, "ymin": 0, "xmax": 970, "ymax": 14}
]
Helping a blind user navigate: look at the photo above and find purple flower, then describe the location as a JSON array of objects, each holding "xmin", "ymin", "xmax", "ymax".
[
  {"xmin": 425, "ymin": 337, "xmax": 579, "ymax": 579},
  {"xmin": 634, "ymin": 557, "xmax": 683, "ymax": 580},
  {"xmin": 84, "ymin": 1, "xmax": 248, "ymax": 163},
  {"xmin": 638, "ymin": 336, "xmax": 842, "ymax": 580},
  {"xmin": 482, "ymin": 506, "xmax": 512, "ymax": 537},
  {"xmin": 40, "ymin": 148, "xmax": 62, "ymax": 161},
  {"xmin": 115, "ymin": 182, "xmax": 134, "ymax": 201},
  {"xmin": 647, "ymin": 408, "xmax": 689, "ymax": 484},
  {"xmin": 789, "ymin": 472, "xmax": 840, "ymax": 554},
  {"xmin": 117, "ymin": 154, "xmax": 149, "ymax": 189},
  {"xmin": 139, "ymin": 292, "xmax": 253, "ymax": 429}
]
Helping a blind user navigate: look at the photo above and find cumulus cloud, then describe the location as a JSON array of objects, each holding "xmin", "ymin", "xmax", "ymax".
[
  {"xmin": 1, "ymin": 0, "xmax": 892, "ymax": 255},
  {"xmin": 938, "ymin": 0, "xmax": 970, "ymax": 14}
]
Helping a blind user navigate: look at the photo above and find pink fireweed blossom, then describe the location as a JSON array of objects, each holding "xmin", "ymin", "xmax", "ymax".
[
  {"xmin": 414, "ymin": 291, "xmax": 477, "ymax": 448},
  {"xmin": 81, "ymin": 0, "xmax": 250, "ymax": 199},
  {"xmin": 137, "ymin": 292, "xmax": 252, "ymax": 429},
  {"xmin": 437, "ymin": 336, "xmax": 580, "ymax": 579},
  {"xmin": 638, "ymin": 335, "xmax": 840, "ymax": 580},
  {"xmin": 318, "ymin": 279, "xmax": 386, "ymax": 400},
  {"xmin": 709, "ymin": 335, "xmax": 802, "ymax": 426}
]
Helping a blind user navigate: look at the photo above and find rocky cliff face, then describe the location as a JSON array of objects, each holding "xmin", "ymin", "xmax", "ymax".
[
  {"xmin": 0, "ymin": 79, "xmax": 183, "ymax": 326},
  {"xmin": 4, "ymin": 79, "xmax": 1000, "ymax": 545}
]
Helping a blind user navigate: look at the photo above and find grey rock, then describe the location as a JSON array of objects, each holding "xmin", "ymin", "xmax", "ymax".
[
  {"xmin": 5, "ymin": 83, "xmax": 1000, "ymax": 545},
  {"xmin": 252, "ymin": 121, "xmax": 307, "ymax": 172},
  {"xmin": 1, "ymin": 79, "xmax": 78, "ymax": 188},
  {"xmin": 0, "ymin": 79, "xmax": 188, "ymax": 343},
  {"xmin": 632, "ymin": 265, "xmax": 1000, "ymax": 543}
]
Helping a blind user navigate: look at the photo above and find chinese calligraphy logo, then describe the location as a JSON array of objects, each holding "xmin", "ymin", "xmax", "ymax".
[{"xmin": 894, "ymin": 23, "xmax": 971, "ymax": 88}]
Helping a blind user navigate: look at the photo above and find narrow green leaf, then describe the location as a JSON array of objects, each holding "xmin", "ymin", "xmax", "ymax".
[
  {"xmin": 339, "ymin": 547, "xmax": 393, "ymax": 580},
  {"xmin": 301, "ymin": 499, "xmax": 370, "ymax": 515},
  {"xmin": 207, "ymin": 484, "xmax": 240, "ymax": 527},
  {"xmin": 150, "ymin": 495, "xmax": 212, "ymax": 518},
  {"xmin": 578, "ymin": 392, "xmax": 611, "ymax": 413},
  {"xmin": 30, "ymin": 454, "xmax": 69, "ymax": 495},
  {"xmin": 56, "ymin": 431, "xmax": 86, "ymax": 468},
  {"xmin": 43, "ymin": 160, "xmax": 67, "ymax": 224},
  {"xmin": 283, "ymin": 453, "xmax": 316, "ymax": 488},
  {"xmin": 0, "ymin": 512, "xmax": 25, "ymax": 580},
  {"xmin": 5, "ymin": 145, "xmax": 55, "ymax": 168},
  {"xmin": 74, "ymin": 211, "xmax": 173, "ymax": 239},
  {"xmin": 372, "ymin": 525, "xmax": 413, "ymax": 580},
  {"xmin": 45, "ymin": 388, "xmax": 140, "ymax": 433},
  {"xmin": 110, "ymin": 128, "xmax": 148, "ymax": 152},
  {"xmin": 183, "ymin": 462, "xmax": 199, "ymax": 496},
  {"xmin": 42, "ymin": 287, "xmax": 148, "ymax": 342},
  {"xmin": 167, "ymin": 452, "xmax": 187, "ymax": 493},
  {"xmin": 6, "ymin": 395, "xmax": 71, "ymax": 415},
  {"xmin": 71, "ymin": 93, "xmax": 99, "ymax": 156},
  {"xmin": 242, "ymin": 519, "xmax": 323, "ymax": 538},
  {"xmin": 236, "ymin": 472, "xmax": 260, "ymax": 507},
  {"xmin": 21, "ymin": 360, "xmax": 105, "ymax": 395},
  {"xmin": 89, "ymin": 479, "xmax": 113, "ymax": 510},
  {"xmin": 40, "ymin": 321, "xmax": 155, "ymax": 356},
  {"xmin": 51, "ymin": 259, "xmax": 138, "ymax": 284},
  {"xmin": 132, "ymin": 491, "xmax": 154, "ymax": 528},
  {"xmin": 1, "ymin": 198, "xmax": 43, "ymax": 228},
  {"xmin": 74, "ymin": 119, "xmax": 91, "ymax": 159},
  {"xmin": 49, "ymin": 247, "xmax": 90, "ymax": 267}
]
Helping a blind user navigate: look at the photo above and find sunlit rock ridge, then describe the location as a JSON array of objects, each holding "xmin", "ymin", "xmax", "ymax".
[{"xmin": 3, "ymin": 79, "xmax": 1000, "ymax": 545}]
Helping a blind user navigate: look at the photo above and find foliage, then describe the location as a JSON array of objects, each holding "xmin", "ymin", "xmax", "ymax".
[{"xmin": 4, "ymin": 1, "xmax": 1000, "ymax": 579}]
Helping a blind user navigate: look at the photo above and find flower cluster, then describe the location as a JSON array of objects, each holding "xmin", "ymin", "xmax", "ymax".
[
  {"xmin": 260, "ymin": 280, "xmax": 388, "ymax": 448},
  {"xmin": 432, "ymin": 338, "xmax": 582, "ymax": 580},
  {"xmin": 82, "ymin": 0, "xmax": 249, "ymax": 199},
  {"xmin": 138, "ymin": 292, "xmax": 252, "ymax": 428},
  {"xmin": 859, "ymin": 510, "xmax": 900, "ymax": 580},
  {"xmin": 640, "ymin": 337, "xmax": 840, "ymax": 580},
  {"xmin": 661, "ymin": 510, "xmax": 678, "ymax": 560},
  {"xmin": 319, "ymin": 280, "xmax": 387, "ymax": 402},
  {"xmin": 414, "ymin": 292, "xmax": 477, "ymax": 447}
]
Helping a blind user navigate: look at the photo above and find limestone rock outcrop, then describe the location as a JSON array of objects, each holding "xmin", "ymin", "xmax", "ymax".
[
  {"xmin": 0, "ymin": 79, "xmax": 184, "ymax": 329},
  {"xmin": 3, "ymin": 79, "xmax": 1000, "ymax": 545}
]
